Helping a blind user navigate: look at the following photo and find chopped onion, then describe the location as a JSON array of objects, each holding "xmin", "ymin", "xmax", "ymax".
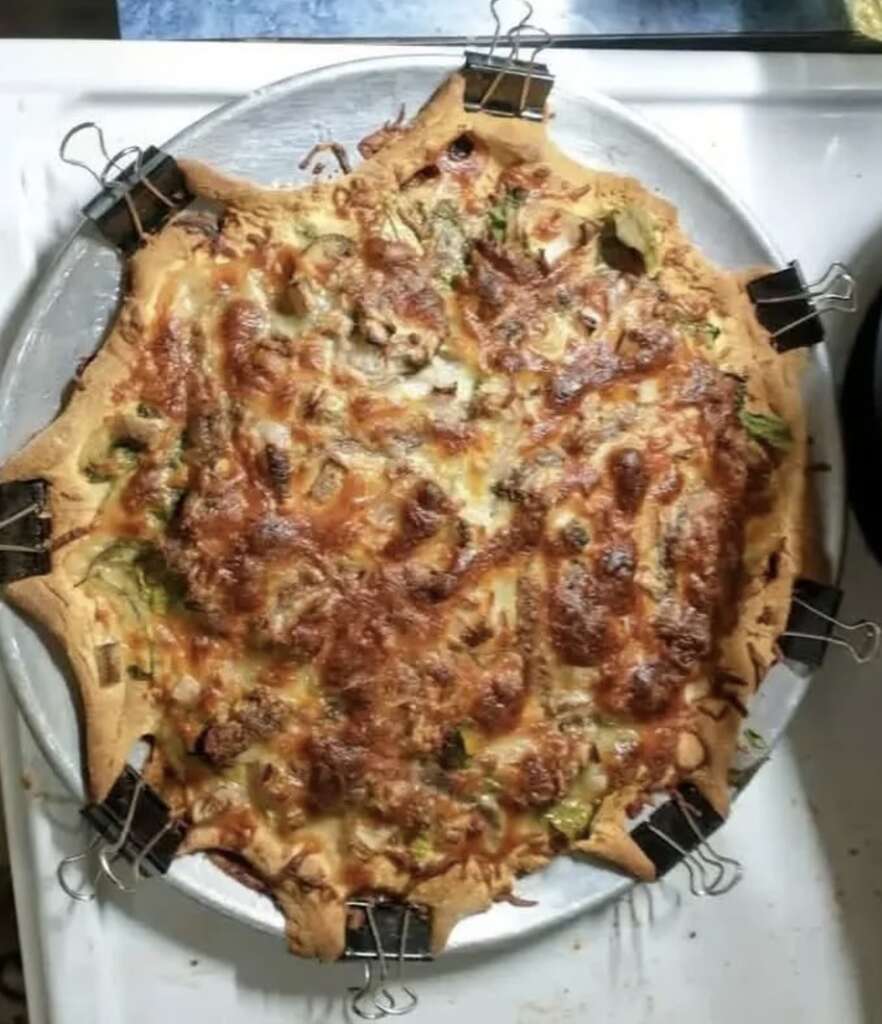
[
  {"xmin": 675, "ymin": 730, "xmax": 707, "ymax": 771},
  {"xmin": 256, "ymin": 420, "xmax": 291, "ymax": 449},
  {"xmin": 171, "ymin": 674, "xmax": 202, "ymax": 706}
]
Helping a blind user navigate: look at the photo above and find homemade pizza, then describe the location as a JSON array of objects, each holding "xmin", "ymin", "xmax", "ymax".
[{"xmin": 0, "ymin": 72, "xmax": 806, "ymax": 959}]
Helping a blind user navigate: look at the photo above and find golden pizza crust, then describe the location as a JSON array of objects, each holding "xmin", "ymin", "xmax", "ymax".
[
  {"xmin": 1, "ymin": 71, "xmax": 805, "ymax": 954},
  {"xmin": 575, "ymin": 785, "xmax": 656, "ymax": 880},
  {"xmin": 1, "ymin": 227, "xmax": 206, "ymax": 798}
]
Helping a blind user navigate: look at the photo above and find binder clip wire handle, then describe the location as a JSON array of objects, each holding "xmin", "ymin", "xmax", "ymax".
[
  {"xmin": 645, "ymin": 793, "xmax": 743, "ymax": 898},
  {"xmin": 346, "ymin": 900, "xmax": 424, "ymax": 1020},
  {"xmin": 748, "ymin": 260, "xmax": 857, "ymax": 351},
  {"xmin": 56, "ymin": 768, "xmax": 182, "ymax": 901},
  {"xmin": 783, "ymin": 595, "xmax": 881, "ymax": 665},
  {"xmin": 59, "ymin": 121, "xmax": 182, "ymax": 247},
  {"xmin": 0, "ymin": 497, "xmax": 46, "ymax": 556},
  {"xmin": 57, "ymin": 772, "xmax": 148, "ymax": 900},
  {"xmin": 60, "ymin": 122, "xmax": 143, "ymax": 195},
  {"xmin": 755, "ymin": 262, "xmax": 856, "ymax": 318},
  {"xmin": 486, "ymin": 0, "xmax": 533, "ymax": 58},
  {"xmin": 57, "ymin": 834, "xmax": 102, "ymax": 902}
]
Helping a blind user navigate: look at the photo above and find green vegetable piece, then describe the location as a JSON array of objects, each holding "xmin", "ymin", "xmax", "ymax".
[
  {"xmin": 743, "ymin": 727, "xmax": 767, "ymax": 752},
  {"xmin": 137, "ymin": 547, "xmax": 186, "ymax": 612},
  {"xmin": 739, "ymin": 409, "xmax": 793, "ymax": 451},
  {"xmin": 487, "ymin": 204, "xmax": 508, "ymax": 242},
  {"xmin": 486, "ymin": 188, "xmax": 525, "ymax": 243},
  {"xmin": 82, "ymin": 540, "xmax": 185, "ymax": 614},
  {"xmin": 692, "ymin": 321, "xmax": 721, "ymax": 345},
  {"xmin": 86, "ymin": 539, "xmax": 148, "ymax": 573},
  {"xmin": 679, "ymin": 319, "xmax": 721, "ymax": 347},
  {"xmin": 545, "ymin": 797, "xmax": 594, "ymax": 841},
  {"xmin": 409, "ymin": 833, "xmax": 435, "ymax": 865},
  {"xmin": 703, "ymin": 323, "xmax": 722, "ymax": 342}
]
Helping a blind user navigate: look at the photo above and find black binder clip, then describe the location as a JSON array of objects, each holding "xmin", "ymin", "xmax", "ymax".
[
  {"xmin": 344, "ymin": 897, "xmax": 431, "ymax": 1020},
  {"xmin": 0, "ymin": 479, "xmax": 51, "ymax": 584},
  {"xmin": 463, "ymin": 1, "xmax": 553, "ymax": 121},
  {"xmin": 780, "ymin": 577, "xmax": 880, "ymax": 667},
  {"xmin": 57, "ymin": 765, "xmax": 186, "ymax": 901},
  {"xmin": 747, "ymin": 260, "xmax": 856, "ymax": 352},
  {"xmin": 59, "ymin": 121, "xmax": 192, "ymax": 254},
  {"xmin": 631, "ymin": 783, "xmax": 742, "ymax": 897}
]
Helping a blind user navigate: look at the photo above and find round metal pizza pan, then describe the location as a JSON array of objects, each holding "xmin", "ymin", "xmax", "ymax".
[{"xmin": 0, "ymin": 54, "xmax": 844, "ymax": 956}]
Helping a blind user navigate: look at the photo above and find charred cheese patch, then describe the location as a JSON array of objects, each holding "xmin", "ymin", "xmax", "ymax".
[{"xmin": 0, "ymin": 73, "xmax": 805, "ymax": 960}]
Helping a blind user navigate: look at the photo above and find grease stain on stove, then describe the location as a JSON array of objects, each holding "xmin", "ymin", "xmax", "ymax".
[{"xmin": 516, "ymin": 993, "xmax": 589, "ymax": 1023}]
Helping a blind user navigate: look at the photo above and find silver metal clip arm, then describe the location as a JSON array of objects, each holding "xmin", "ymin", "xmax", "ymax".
[
  {"xmin": 463, "ymin": 0, "xmax": 554, "ymax": 121},
  {"xmin": 753, "ymin": 262, "xmax": 856, "ymax": 312},
  {"xmin": 783, "ymin": 595, "xmax": 881, "ymax": 664},
  {"xmin": 56, "ymin": 773, "xmax": 156, "ymax": 901},
  {"xmin": 0, "ymin": 501, "xmax": 44, "ymax": 554},
  {"xmin": 755, "ymin": 262, "xmax": 857, "ymax": 338},
  {"xmin": 59, "ymin": 121, "xmax": 176, "ymax": 242},
  {"xmin": 506, "ymin": 23, "xmax": 552, "ymax": 115},
  {"xmin": 647, "ymin": 795, "xmax": 743, "ymax": 898},
  {"xmin": 486, "ymin": 0, "xmax": 533, "ymax": 59},
  {"xmin": 348, "ymin": 901, "xmax": 419, "ymax": 1021}
]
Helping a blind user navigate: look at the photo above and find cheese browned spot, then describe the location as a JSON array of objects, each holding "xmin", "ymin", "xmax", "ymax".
[{"xmin": 0, "ymin": 71, "xmax": 805, "ymax": 962}]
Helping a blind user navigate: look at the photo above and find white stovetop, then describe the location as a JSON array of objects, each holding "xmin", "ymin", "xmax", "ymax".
[{"xmin": 2, "ymin": 41, "xmax": 882, "ymax": 1024}]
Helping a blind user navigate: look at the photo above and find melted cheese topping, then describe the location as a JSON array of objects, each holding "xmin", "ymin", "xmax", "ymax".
[{"xmin": 69, "ymin": 116, "xmax": 791, "ymax": 956}]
